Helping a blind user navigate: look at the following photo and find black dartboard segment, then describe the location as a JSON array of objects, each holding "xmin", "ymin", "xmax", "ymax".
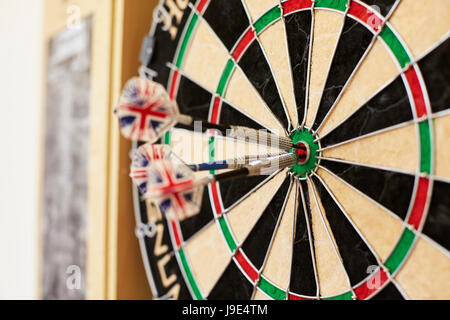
[
  {"xmin": 179, "ymin": 191, "xmax": 214, "ymax": 242},
  {"xmin": 147, "ymin": 4, "xmax": 194, "ymax": 87},
  {"xmin": 208, "ymin": 261, "xmax": 254, "ymax": 300},
  {"xmin": 238, "ymin": 41, "xmax": 290, "ymax": 129},
  {"xmin": 176, "ymin": 75, "xmax": 212, "ymax": 120},
  {"xmin": 372, "ymin": 282, "xmax": 405, "ymax": 300},
  {"xmin": 321, "ymin": 76, "xmax": 413, "ymax": 147},
  {"xmin": 417, "ymin": 37, "xmax": 450, "ymax": 114},
  {"xmin": 142, "ymin": 218, "xmax": 192, "ymax": 300},
  {"xmin": 240, "ymin": 177, "xmax": 291, "ymax": 270},
  {"xmin": 360, "ymin": 0, "xmax": 398, "ymax": 16},
  {"xmin": 137, "ymin": 184, "xmax": 150, "ymax": 223},
  {"xmin": 174, "ymin": 75, "xmax": 212, "ymax": 132},
  {"xmin": 219, "ymin": 101, "xmax": 264, "ymax": 130},
  {"xmin": 219, "ymin": 175, "xmax": 269, "ymax": 210},
  {"xmin": 422, "ymin": 180, "xmax": 450, "ymax": 251},
  {"xmin": 202, "ymin": 0, "xmax": 249, "ymax": 51},
  {"xmin": 289, "ymin": 181, "xmax": 317, "ymax": 297},
  {"xmin": 313, "ymin": 16, "xmax": 374, "ymax": 130},
  {"xmin": 285, "ymin": 10, "xmax": 312, "ymax": 123},
  {"xmin": 159, "ymin": 250, "xmax": 193, "ymax": 300},
  {"xmin": 176, "ymin": 74, "xmax": 264, "ymax": 130},
  {"xmin": 132, "ymin": 0, "xmax": 450, "ymax": 300},
  {"xmin": 320, "ymin": 160, "xmax": 415, "ymax": 220},
  {"xmin": 312, "ymin": 176, "xmax": 378, "ymax": 286}
]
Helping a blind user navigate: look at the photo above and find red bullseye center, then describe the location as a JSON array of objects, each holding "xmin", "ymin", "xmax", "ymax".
[{"xmin": 294, "ymin": 142, "xmax": 309, "ymax": 164}]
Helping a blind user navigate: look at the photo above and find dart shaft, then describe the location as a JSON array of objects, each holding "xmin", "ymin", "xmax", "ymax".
[
  {"xmin": 187, "ymin": 162, "xmax": 230, "ymax": 172},
  {"xmin": 176, "ymin": 114, "xmax": 229, "ymax": 133},
  {"xmin": 228, "ymin": 126, "xmax": 293, "ymax": 151},
  {"xmin": 245, "ymin": 153, "xmax": 298, "ymax": 176}
]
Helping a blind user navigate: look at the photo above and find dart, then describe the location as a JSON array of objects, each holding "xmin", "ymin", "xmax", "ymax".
[
  {"xmin": 185, "ymin": 153, "xmax": 284, "ymax": 172},
  {"xmin": 143, "ymin": 153, "xmax": 298, "ymax": 221},
  {"xmin": 114, "ymin": 77, "xmax": 293, "ymax": 150},
  {"xmin": 130, "ymin": 143, "xmax": 284, "ymax": 194},
  {"xmin": 144, "ymin": 160, "xmax": 204, "ymax": 221}
]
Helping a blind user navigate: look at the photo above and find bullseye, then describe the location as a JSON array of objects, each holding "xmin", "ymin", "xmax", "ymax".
[
  {"xmin": 289, "ymin": 128, "xmax": 320, "ymax": 178},
  {"xmin": 293, "ymin": 141, "xmax": 310, "ymax": 165}
]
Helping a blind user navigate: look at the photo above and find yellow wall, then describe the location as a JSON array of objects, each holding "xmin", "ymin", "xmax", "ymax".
[{"xmin": 42, "ymin": 0, "xmax": 158, "ymax": 300}]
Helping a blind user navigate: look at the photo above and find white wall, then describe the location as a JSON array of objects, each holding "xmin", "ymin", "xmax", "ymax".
[{"xmin": 0, "ymin": 0, "xmax": 44, "ymax": 299}]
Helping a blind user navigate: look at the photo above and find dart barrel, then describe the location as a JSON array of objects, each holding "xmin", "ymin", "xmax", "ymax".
[
  {"xmin": 228, "ymin": 126, "xmax": 293, "ymax": 151},
  {"xmin": 246, "ymin": 153, "xmax": 298, "ymax": 176}
]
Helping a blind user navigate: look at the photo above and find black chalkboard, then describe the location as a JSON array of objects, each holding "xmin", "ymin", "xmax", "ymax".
[{"xmin": 41, "ymin": 18, "xmax": 91, "ymax": 300}]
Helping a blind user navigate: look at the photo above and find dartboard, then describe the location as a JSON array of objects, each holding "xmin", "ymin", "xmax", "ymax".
[{"xmin": 132, "ymin": 0, "xmax": 450, "ymax": 300}]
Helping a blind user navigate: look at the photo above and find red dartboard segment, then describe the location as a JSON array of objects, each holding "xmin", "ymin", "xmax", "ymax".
[
  {"xmin": 171, "ymin": 219, "xmax": 183, "ymax": 248},
  {"xmin": 354, "ymin": 268, "xmax": 389, "ymax": 300},
  {"xmin": 209, "ymin": 183, "xmax": 224, "ymax": 215},
  {"xmin": 232, "ymin": 28, "xmax": 256, "ymax": 62},
  {"xmin": 288, "ymin": 293, "xmax": 315, "ymax": 301},
  {"xmin": 408, "ymin": 177, "xmax": 431, "ymax": 230},
  {"xmin": 169, "ymin": 70, "xmax": 181, "ymax": 100},
  {"xmin": 348, "ymin": 0, "xmax": 383, "ymax": 33},
  {"xmin": 282, "ymin": 0, "xmax": 313, "ymax": 15},
  {"xmin": 404, "ymin": 66, "xmax": 428, "ymax": 118},
  {"xmin": 210, "ymin": 97, "xmax": 222, "ymax": 124},
  {"xmin": 234, "ymin": 250, "xmax": 259, "ymax": 283},
  {"xmin": 196, "ymin": 0, "xmax": 210, "ymax": 15}
]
